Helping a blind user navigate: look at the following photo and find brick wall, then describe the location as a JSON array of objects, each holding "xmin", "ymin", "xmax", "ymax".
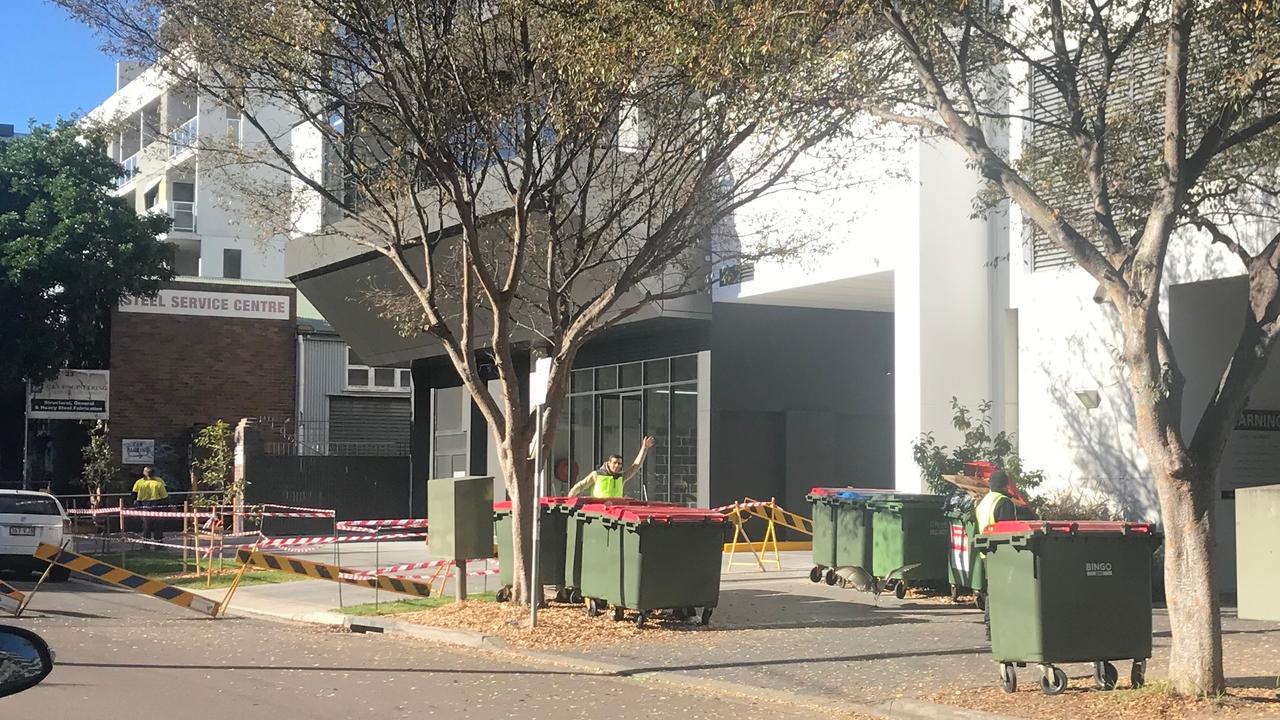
[{"xmin": 107, "ymin": 281, "xmax": 296, "ymax": 487}]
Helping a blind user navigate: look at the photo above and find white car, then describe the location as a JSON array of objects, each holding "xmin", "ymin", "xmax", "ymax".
[{"xmin": 0, "ymin": 490, "xmax": 69, "ymax": 581}]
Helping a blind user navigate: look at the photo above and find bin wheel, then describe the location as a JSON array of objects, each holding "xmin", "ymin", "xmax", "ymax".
[
  {"xmin": 587, "ymin": 598, "xmax": 603, "ymax": 617},
  {"xmin": 634, "ymin": 611, "xmax": 648, "ymax": 629},
  {"xmin": 1000, "ymin": 663, "xmax": 1017, "ymax": 694},
  {"xmin": 1130, "ymin": 660, "xmax": 1146, "ymax": 689},
  {"xmin": 1040, "ymin": 667, "xmax": 1068, "ymax": 696},
  {"xmin": 810, "ymin": 566, "xmax": 824, "ymax": 584},
  {"xmin": 824, "ymin": 568, "xmax": 838, "ymax": 586},
  {"xmin": 699, "ymin": 607, "xmax": 713, "ymax": 626},
  {"xmin": 553, "ymin": 587, "xmax": 571, "ymax": 604},
  {"xmin": 894, "ymin": 581, "xmax": 908, "ymax": 600},
  {"xmin": 1094, "ymin": 661, "xmax": 1118, "ymax": 691},
  {"xmin": 570, "ymin": 588, "xmax": 584, "ymax": 604},
  {"xmin": 975, "ymin": 592, "xmax": 986, "ymax": 611},
  {"xmin": 950, "ymin": 584, "xmax": 961, "ymax": 602},
  {"xmin": 613, "ymin": 606, "xmax": 625, "ymax": 622},
  {"xmin": 682, "ymin": 606, "xmax": 697, "ymax": 620},
  {"xmin": 495, "ymin": 586, "xmax": 512, "ymax": 603}
]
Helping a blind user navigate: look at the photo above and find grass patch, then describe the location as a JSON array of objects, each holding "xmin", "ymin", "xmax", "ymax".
[
  {"xmin": 341, "ymin": 592, "xmax": 496, "ymax": 617},
  {"xmin": 111, "ymin": 552, "xmax": 304, "ymax": 589}
]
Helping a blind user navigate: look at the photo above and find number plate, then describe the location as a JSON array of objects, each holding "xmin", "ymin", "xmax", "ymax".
[{"xmin": 7, "ymin": 526, "xmax": 36, "ymax": 536}]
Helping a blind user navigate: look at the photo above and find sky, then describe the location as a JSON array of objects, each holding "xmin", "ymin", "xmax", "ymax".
[{"xmin": 0, "ymin": 1, "xmax": 120, "ymax": 128}]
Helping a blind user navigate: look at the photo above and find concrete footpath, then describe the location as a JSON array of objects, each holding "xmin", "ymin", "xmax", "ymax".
[{"xmin": 193, "ymin": 551, "xmax": 1280, "ymax": 720}]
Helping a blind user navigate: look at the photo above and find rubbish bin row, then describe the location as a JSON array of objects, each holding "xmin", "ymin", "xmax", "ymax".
[{"xmin": 493, "ymin": 497, "xmax": 725, "ymax": 627}]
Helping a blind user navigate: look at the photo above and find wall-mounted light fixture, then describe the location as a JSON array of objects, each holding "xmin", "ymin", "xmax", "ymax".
[{"xmin": 1074, "ymin": 389, "xmax": 1102, "ymax": 410}]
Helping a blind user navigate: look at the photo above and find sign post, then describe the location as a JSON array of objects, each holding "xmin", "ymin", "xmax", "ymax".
[{"xmin": 528, "ymin": 357, "xmax": 552, "ymax": 628}]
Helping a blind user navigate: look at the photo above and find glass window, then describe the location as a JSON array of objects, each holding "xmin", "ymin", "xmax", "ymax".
[
  {"xmin": 671, "ymin": 355, "xmax": 697, "ymax": 382},
  {"xmin": 644, "ymin": 388, "xmax": 670, "ymax": 502},
  {"xmin": 644, "ymin": 359, "xmax": 669, "ymax": 385},
  {"xmin": 595, "ymin": 366, "xmax": 617, "ymax": 390},
  {"xmin": 570, "ymin": 395, "xmax": 594, "ymax": 485},
  {"xmin": 571, "ymin": 369, "xmax": 593, "ymax": 393},
  {"xmin": 222, "ymin": 249, "xmax": 242, "ymax": 279},
  {"xmin": 397, "ymin": 369, "xmax": 412, "ymax": 388},
  {"xmin": 373, "ymin": 368, "xmax": 396, "ymax": 387},
  {"xmin": 669, "ymin": 383, "xmax": 699, "ymax": 505},
  {"xmin": 0, "ymin": 496, "xmax": 60, "ymax": 515},
  {"xmin": 553, "ymin": 398, "xmax": 571, "ymax": 491},
  {"xmin": 619, "ymin": 362, "xmax": 643, "ymax": 389},
  {"xmin": 347, "ymin": 368, "xmax": 367, "ymax": 387}
]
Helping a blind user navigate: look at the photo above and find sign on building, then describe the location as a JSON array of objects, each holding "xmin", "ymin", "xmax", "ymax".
[
  {"xmin": 122, "ymin": 439, "xmax": 155, "ymax": 465},
  {"xmin": 118, "ymin": 289, "xmax": 291, "ymax": 321},
  {"xmin": 27, "ymin": 369, "xmax": 110, "ymax": 420},
  {"xmin": 1222, "ymin": 409, "xmax": 1280, "ymax": 490}
]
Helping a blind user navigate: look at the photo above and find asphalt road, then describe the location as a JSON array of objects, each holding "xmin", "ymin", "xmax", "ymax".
[{"xmin": 0, "ymin": 577, "xmax": 840, "ymax": 719}]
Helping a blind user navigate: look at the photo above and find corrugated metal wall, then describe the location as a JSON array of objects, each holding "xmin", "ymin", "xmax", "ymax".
[
  {"xmin": 299, "ymin": 335, "xmax": 347, "ymax": 451},
  {"xmin": 329, "ymin": 396, "xmax": 411, "ymax": 454}
]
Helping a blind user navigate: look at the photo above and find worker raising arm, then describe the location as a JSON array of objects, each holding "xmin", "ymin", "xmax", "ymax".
[{"xmin": 568, "ymin": 436, "xmax": 656, "ymax": 498}]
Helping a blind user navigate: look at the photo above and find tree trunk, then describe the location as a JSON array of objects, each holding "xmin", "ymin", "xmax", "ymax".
[
  {"xmin": 1150, "ymin": 465, "xmax": 1225, "ymax": 695},
  {"xmin": 496, "ymin": 438, "xmax": 536, "ymax": 605}
]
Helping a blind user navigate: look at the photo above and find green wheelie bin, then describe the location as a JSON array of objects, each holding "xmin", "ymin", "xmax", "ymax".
[
  {"xmin": 977, "ymin": 521, "xmax": 1162, "ymax": 695},
  {"xmin": 577, "ymin": 503, "xmax": 726, "ymax": 627},
  {"xmin": 945, "ymin": 497, "xmax": 986, "ymax": 607},
  {"xmin": 559, "ymin": 498, "xmax": 671, "ymax": 603},
  {"xmin": 866, "ymin": 493, "xmax": 949, "ymax": 598},
  {"xmin": 807, "ymin": 488, "xmax": 844, "ymax": 583},
  {"xmin": 493, "ymin": 497, "xmax": 572, "ymax": 602}
]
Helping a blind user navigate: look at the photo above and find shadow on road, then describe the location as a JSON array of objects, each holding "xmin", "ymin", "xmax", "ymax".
[
  {"xmin": 615, "ymin": 645, "xmax": 991, "ymax": 677},
  {"xmin": 57, "ymin": 661, "xmax": 591, "ymax": 676}
]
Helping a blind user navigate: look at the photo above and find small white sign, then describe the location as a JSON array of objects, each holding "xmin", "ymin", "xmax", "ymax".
[
  {"xmin": 529, "ymin": 357, "xmax": 552, "ymax": 407},
  {"xmin": 119, "ymin": 289, "xmax": 291, "ymax": 320},
  {"xmin": 122, "ymin": 439, "xmax": 155, "ymax": 465},
  {"xmin": 28, "ymin": 369, "xmax": 110, "ymax": 420}
]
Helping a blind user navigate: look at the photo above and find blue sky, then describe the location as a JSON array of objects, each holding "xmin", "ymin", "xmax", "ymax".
[{"xmin": 1, "ymin": 1, "xmax": 119, "ymax": 128}]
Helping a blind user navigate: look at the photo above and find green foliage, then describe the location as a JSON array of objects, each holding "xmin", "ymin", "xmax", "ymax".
[
  {"xmin": 0, "ymin": 121, "xmax": 173, "ymax": 384},
  {"xmin": 911, "ymin": 398, "xmax": 1044, "ymax": 496},
  {"xmin": 192, "ymin": 420, "xmax": 238, "ymax": 506},
  {"xmin": 80, "ymin": 423, "xmax": 118, "ymax": 503},
  {"xmin": 1036, "ymin": 487, "xmax": 1121, "ymax": 521}
]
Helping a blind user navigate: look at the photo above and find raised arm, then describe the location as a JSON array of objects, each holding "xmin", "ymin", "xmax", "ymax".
[{"xmin": 622, "ymin": 436, "xmax": 657, "ymax": 482}]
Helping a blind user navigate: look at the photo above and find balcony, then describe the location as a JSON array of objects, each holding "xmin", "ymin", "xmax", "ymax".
[
  {"xmin": 115, "ymin": 153, "xmax": 139, "ymax": 189},
  {"xmin": 169, "ymin": 116, "xmax": 198, "ymax": 158}
]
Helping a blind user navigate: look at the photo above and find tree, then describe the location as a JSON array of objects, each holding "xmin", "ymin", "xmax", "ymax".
[
  {"xmin": 192, "ymin": 420, "xmax": 237, "ymax": 508},
  {"xmin": 911, "ymin": 398, "xmax": 1044, "ymax": 497},
  {"xmin": 59, "ymin": 0, "xmax": 885, "ymax": 603},
  {"xmin": 81, "ymin": 421, "xmax": 118, "ymax": 509},
  {"xmin": 856, "ymin": 0, "xmax": 1280, "ymax": 694},
  {"xmin": 0, "ymin": 122, "xmax": 173, "ymax": 386}
]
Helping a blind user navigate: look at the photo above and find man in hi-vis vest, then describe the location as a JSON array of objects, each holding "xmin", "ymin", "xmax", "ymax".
[
  {"xmin": 568, "ymin": 436, "xmax": 656, "ymax": 498},
  {"xmin": 976, "ymin": 469, "xmax": 1023, "ymax": 640}
]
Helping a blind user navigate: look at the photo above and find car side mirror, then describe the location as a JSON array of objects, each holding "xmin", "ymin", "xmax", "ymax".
[{"xmin": 0, "ymin": 625, "xmax": 54, "ymax": 697}]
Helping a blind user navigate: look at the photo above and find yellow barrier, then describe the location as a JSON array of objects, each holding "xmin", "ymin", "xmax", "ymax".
[
  {"xmin": 0, "ymin": 578, "xmax": 25, "ymax": 615},
  {"xmin": 34, "ymin": 543, "xmax": 220, "ymax": 618},
  {"xmin": 720, "ymin": 498, "xmax": 813, "ymax": 572},
  {"xmin": 236, "ymin": 549, "xmax": 438, "ymax": 598}
]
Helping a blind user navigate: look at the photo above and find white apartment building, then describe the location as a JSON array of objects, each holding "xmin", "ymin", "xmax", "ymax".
[{"xmin": 89, "ymin": 61, "xmax": 294, "ymax": 281}]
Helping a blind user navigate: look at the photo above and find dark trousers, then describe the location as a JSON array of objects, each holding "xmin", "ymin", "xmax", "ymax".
[{"xmin": 139, "ymin": 500, "xmax": 164, "ymax": 541}]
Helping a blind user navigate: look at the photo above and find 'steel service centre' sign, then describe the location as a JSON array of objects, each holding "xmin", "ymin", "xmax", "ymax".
[
  {"xmin": 28, "ymin": 369, "xmax": 110, "ymax": 420},
  {"xmin": 119, "ymin": 289, "xmax": 291, "ymax": 320}
]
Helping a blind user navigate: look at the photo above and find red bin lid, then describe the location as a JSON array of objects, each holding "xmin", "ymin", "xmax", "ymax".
[
  {"xmin": 580, "ymin": 503, "xmax": 726, "ymax": 524},
  {"xmin": 986, "ymin": 520, "xmax": 1156, "ymax": 536}
]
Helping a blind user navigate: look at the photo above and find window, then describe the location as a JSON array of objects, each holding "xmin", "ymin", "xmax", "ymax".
[
  {"xmin": 225, "ymin": 106, "xmax": 242, "ymax": 145},
  {"xmin": 170, "ymin": 181, "xmax": 196, "ymax": 232},
  {"xmin": 345, "ymin": 347, "xmax": 411, "ymax": 392},
  {"xmin": 222, "ymin": 249, "xmax": 242, "ymax": 279}
]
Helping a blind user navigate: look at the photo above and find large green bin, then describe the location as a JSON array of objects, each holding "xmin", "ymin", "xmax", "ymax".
[
  {"xmin": 493, "ymin": 497, "xmax": 572, "ymax": 600},
  {"xmin": 946, "ymin": 510, "xmax": 986, "ymax": 602},
  {"xmin": 577, "ymin": 503, "xmax": 726, "ymax": 626},
  {"xmin": 834, "ymin": 494, "xmax": 874, "ymax": 571},
  {"xmin": 977, "ymin": 521, "xmax": 1162, "ymax": 695},
  {"xmin": 560, "ymin": 498, "xmax": 666, "ymax": 600},
  {"xmin": 807, "ymin": 488, "xmax": 843, "ymax": 578},
  {"xmin": 866, "ymin": 493, "xmax": 949, "ymax": 590}
]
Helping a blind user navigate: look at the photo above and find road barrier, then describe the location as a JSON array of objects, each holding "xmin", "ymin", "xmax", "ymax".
[
  {"xmin": 335, "ymin": 519, "xmax": 430, "ymax": 532},
  {"xmin": 236, "ymin": 549, "xmax": 437, "ymax": 598},
  {"xmin": 34, "ymin": 543, "xmax": 221, "ymax": 618},
  {"xmin": 0, "ymin": 579, "xmax": 25, "ymax": 615}
]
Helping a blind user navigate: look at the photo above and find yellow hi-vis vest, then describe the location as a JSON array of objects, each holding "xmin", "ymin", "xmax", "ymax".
[
  {"xmin": 591, "ymin": 473, "xmax": 625, "ymax": 498},
  {"xmin": 975, "ymin": 491, "xmax": 1009, "ymax": 533}
]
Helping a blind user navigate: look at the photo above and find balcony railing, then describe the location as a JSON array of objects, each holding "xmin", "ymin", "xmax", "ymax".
[
  {"xmin": 169, "ymin": 116, "xmax": 198, "ymax": 157},
  {"xmin": 115, "ymin": 153, "xmax": 139, "ymax": 188},
  {"xmin": 170, "ymin": 200, "xmax": 196, "ymax": 232}
]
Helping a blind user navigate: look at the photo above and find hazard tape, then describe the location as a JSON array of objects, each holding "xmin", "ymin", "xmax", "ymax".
[
  {"xmin": 121, "ymin": 509, "xmax": 216, "ymax": 519},
  {"xmin": 260, "ymin": 503, "xmax": 335, "ymax": 516},
  {"xmin": 713, "ymin": 500, "xmax": 775, "ymax": 513},
  {"xmin": 34, "ymin": 543, "xmax": 220, "ymax": 617},
  {"xmin": 344, "ymin": 559, "xmax": 451, "ymax": 577},
  {"xmin": 236, "ymin": 549, "xmax": 436, "ymax": 597},
  {"xmin": 335, "ymin": 519, "xmax": 430, "ymax": 532},
  {"xmin": 67, "ymin": 507, "xmax": 123, "ymax": 516},
  {"xmin": 248, "ymin": 531, "xmax": 427, "ymax": 548},
  {"xmin": 0, "ymin": 578, "xmax": 25, "ymax": 614}
]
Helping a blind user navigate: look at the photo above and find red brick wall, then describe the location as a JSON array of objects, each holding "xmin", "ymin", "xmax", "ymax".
[{"xmin": 107, "ymin": 281, "xmax": 296, "ymax": 486}]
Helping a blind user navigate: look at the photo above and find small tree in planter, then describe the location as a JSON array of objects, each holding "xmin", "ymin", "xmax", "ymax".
[
  {"xmin": 912, "ymin": 398, "xmax": 1044, "ymax": 499},
  {"xmin": 192, "ymin": 421, "xmax": 238, "ymax": 509},
  {"xmin": 80, "ymin": 421, "xmax": 117, "ymax": 510}
]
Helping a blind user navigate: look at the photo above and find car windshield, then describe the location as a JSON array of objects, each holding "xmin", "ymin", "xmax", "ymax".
[{"xmin": 0, "ymin": 496, "xmax": 62, "ymax": 516}]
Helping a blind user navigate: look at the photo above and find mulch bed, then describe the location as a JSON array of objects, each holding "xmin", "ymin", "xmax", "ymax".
[{"xmin": 931, "ymin": 680, "xmax": 1280, "ymax": 719}]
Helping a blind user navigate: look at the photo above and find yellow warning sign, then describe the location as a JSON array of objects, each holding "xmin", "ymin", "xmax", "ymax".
[{"xmin": 34, "ymin": 543, "xmax": 220, "ymax": 618}]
